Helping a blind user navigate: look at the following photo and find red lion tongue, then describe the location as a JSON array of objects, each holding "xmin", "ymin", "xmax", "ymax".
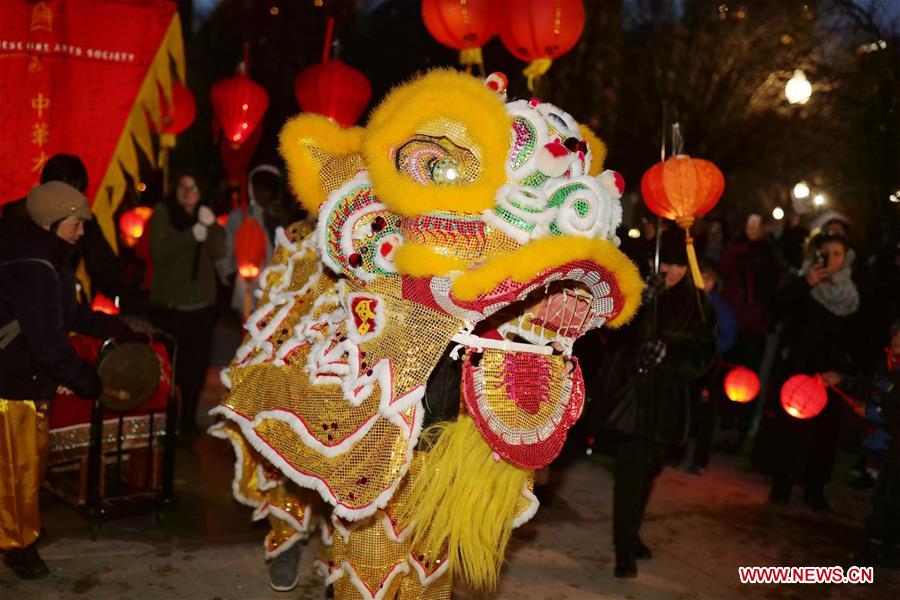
[
  {"xmin": 501, "ymin": 352, "xmax": 583, "ymax": 416},
  {"xmin": 502, "ymin": 353, "xmax": 551, "ymax": 415}
]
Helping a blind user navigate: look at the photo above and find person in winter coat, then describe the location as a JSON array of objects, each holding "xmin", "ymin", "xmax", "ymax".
[
  {"xmin": 148, "ymin": 174, "xmax": 226, "ymax": 434},
  {"xmin": 719, "ymin": 214, "xmax": 782, "ymax": 452},
  {"xmin": 586, "ymin": 229, "xmax": 717, "ymax": 578},
  {"xmin": 0, "ymin": 154, "xmax": 137, "ymax": 306},
  {"xmin": 0, "ymin": 182, "xmax": 131, "ymax": 579},
  {"xmin": 676, "ymin": 262, "xmax": 738, "ymax": 475},
  {"xmin": 755, "ymin": 233, "xmax": 859, "ymax": 510},
  {"xmin": 851, "ymin": 320, "xmax": 900, "ymax": 565}
]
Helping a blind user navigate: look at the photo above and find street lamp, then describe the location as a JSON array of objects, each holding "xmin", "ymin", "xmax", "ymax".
[
  {"xmin": 813, "ymin": 193, "xmax": 827, "ymax": 207},
  {"xmin": 785, "ymin": 70, "xmax": 812, "ymax": 105},
  {"xmin": 792, "ymin": 181, "xmax": 810, "ymax": 199},
  {"xmin": 772, "ymin": 207, "xmax": 785, "ymax": 220}
]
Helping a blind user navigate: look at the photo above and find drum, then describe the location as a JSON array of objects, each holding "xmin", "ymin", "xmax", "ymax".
[{"xmin": 96, "ymin": 339, "xmax": 162, "ymax": 412}]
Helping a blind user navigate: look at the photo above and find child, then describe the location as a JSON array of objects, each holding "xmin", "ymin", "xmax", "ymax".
[{"xmin": 842, "ymin": 319, "xmax": 900, "ymax": 565}]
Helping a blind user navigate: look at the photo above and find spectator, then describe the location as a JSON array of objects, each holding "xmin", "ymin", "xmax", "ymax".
[
  {"xmin": 0, "ymin": 154, "xmax": 136, "ymax": 306},
  {"xmin": 719, "ymin": 213, "xmax": 782, "ymax": 452},
  {"xmin": 681, "ymin": 262, "xmax": 738, "ymax": 476},
  {"xmin": 216, "ymin": 165, "xmax": 281, "ymax": 316},
  {"xmin": 0, "ymin": 182, "xmax": 130, "ymax": 579},
  {"xmin": 148, "ymin": 174, "xmax": 226, "ymax": 434},
  {"xmin": 755, "ymin": 233, "xmax": 859, "ymax": 510}
]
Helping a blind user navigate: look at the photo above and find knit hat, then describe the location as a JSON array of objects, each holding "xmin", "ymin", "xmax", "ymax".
[
  {"xmin": 26, "ymin": 181, "xmax": 93, "ymax": 228},
  {"xmin": 657, "ymin": 228, "xmax": 688, "ymax": 265}
]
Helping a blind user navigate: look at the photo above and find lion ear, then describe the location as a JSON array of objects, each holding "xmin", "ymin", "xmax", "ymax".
[
  {"xmin": 578, "ymin": 124, "xmax": 607, "ymax": 177},
  {"xmin": 278, "ymin": 114, "xmax": 365, "ymax": 216}
]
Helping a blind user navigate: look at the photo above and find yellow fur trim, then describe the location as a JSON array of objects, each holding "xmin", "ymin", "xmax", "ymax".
[
  {"xmin": 278, "ymin": 114, "xmax": 365, "ymax": 216},
  {"xmin": 363, "ymin": 69, "xmax": 511, "ymax": 216},
  {"xmin": 579, "ymin": 124, "xmax": 607, "ymax": 177},
  {"xmin": 393, "ymin": 243, "xmax": 469, "ymax": 277},
  {"xmin": 398, "ymin": 417, "xmax": 530, "ymax": 591},
  {"xmin": 450, "ymin": 236, "xmax": 644, "ymax": 328}
]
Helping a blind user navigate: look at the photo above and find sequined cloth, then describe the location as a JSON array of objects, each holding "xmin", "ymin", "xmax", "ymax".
[{"xmin": 0, "ymin": 399, "xmax": 49, "ymax": 549}]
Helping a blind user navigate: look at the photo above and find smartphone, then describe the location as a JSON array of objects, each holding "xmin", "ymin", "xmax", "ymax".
[{"xmin": 815, "ymin": 251, "xmax": 827, "ymax": 269}]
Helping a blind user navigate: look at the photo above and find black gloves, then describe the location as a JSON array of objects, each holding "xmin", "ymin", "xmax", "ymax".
[
  {"xmin": 638, "ymin": 339, "xmax": 667, "ymax": 374},
  {"xmin": 642, "ymin": 272, "xmax": 666, "ymax": 304}
]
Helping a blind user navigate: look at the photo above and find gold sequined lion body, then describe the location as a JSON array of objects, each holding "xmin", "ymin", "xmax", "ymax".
[{"xmin": 211, "ymin": 70, "xmax": 642, "ymax": 599}]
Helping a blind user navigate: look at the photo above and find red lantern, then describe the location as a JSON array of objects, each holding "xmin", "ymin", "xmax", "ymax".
[
  {"xmin": 496, "ymin": 0, "xmax": 585, "ymax": 90},
  {"xmin": 234, "ymin": 219, "xmax": 267, "ymax": 280},
  {"xmin": 781, "ymin": 374, "xmax": 828, "ymax": 420},
  {"xmin": 92, "ymin": 293, "xmax": 120, "ymax": 315},
  {"xmin": 422, "ymin": 0, "xmax": 497, "ymax": 69},
  {"xmin": 211, "ymin": 72, "xmax": 269, "ymax": 148},
  {"xmin": 118, "ymin": 206, "xmax": 153, "ymax": 248},
  {"xmin": 724, "ymin": 366, "xmax": 760, "ymax": 403},
  {"xmin": 219, "ymin": 124, "xmax": 263, "ymax": 189},
  {"xmin": 641, "ymin": 155, "xmax": 725, "ymax": 288},
  {"xmin": 160, "ymin": 81, "xmax": 196, "ymax": 140},
  {"xmin": 294, "ymin": 60, "xmax": 372, "ymax": 128}
]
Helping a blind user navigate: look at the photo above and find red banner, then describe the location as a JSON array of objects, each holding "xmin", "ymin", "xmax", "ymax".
[{"xmin": 0, "ymin": 0, "xmax": 183, "ymax": 248}]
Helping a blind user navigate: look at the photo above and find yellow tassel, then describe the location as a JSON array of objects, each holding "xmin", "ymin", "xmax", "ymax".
[
  {"xmin": 675, "ymin": 217, "xmax": 704, "ymax": 289},
  {"xmin": 523, "ymin": 58, "xmax": 552, "ymax": 93},
  {"xmin": 397, "ymin": 417, "xmax": 530, "ymax": 591},
  {"xmin": 459, "ymin": 47, "xmax": 483, "ymax": 67}
]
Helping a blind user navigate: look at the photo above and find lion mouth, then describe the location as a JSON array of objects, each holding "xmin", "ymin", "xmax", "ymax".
[{"xmin": 452, "ymin": 264, "xmax": 612, "ymax": 357}]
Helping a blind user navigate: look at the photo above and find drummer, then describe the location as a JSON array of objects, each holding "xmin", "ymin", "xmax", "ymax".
[{"xmin": 0, "ymin": 182, "xmax": 133, "ymax": 579}]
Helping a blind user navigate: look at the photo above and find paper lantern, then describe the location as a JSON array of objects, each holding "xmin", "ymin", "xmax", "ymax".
[
  {"xmin": 496, "ymin": 0, "xmax": 585, "ymax": 90},
  {"xmin": 780, "ymin": 374, "xmax": 828, "ymax": 420},
  {"xmin": 724, "ymin": 366, "xmax": 760, "ymax": 403},
  {"xmin": 118, "ymin": 206, "xmax": 153, "ymax": 248},
  {"xmin": 210, "ymin": 73, "xmax": 269, "ymax": 148},
  {"xmin": 219, "ymin": 124, "xmax": 263, "ymax": 188},
  {"xmin": 92, "ymin": 293, "xmax": 120, "ymax": 315},
  {"xmin": 158, "ymin": 81, "xmax": 196, "ymax": 147},
  {"xmin": 234, "ymin": 218, "xmax": 267, "ymax": 279},
  {"xmin": 294, "ymin": 60, "xmax": 372, "ymax": 128},
  {"xmin": 422, "ymin": 0, "xmax": 497, "ymax": 68},
  {"xmin": 640, "ymin": 155, "xmax": 725, "ymax": 288}
]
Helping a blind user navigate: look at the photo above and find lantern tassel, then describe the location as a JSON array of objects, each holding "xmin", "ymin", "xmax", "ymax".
[
  {"xmin": 684, "ymin": 232, "xmax": 704, "ymax": 289},
  {"xmin": 523, "ymin": 57, "xmax": 552, "ymax": 93},
  {"xmin": 675, "ymin": 217, "xmax": 704, "ymax": 289}
]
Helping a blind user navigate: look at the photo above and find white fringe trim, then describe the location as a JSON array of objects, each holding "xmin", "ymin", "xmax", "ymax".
[
  {"xmin": 206, "ymin": 421, "xmax": 261, "ymax": 508},
  {"xmin": 409, "ymin": 553, "xmax": 451, "ymax": 587},
  {"xmin": 511, "ymin": 484, "xmax": 540, "ymax": 529}
]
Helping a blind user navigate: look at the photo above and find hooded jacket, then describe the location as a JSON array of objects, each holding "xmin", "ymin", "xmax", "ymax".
[{"xmin": 0, "ymin": 222, "xmax": 129, "ymax": 400}]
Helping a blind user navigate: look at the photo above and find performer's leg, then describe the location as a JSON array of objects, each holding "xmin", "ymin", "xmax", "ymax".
[
  {"xmin": 0, "ymin": 399, "xmax": 50, "ymax": 579},
  {"xmin": 613, "ymin": 434, "xmax": 645, "ymax": 577}
]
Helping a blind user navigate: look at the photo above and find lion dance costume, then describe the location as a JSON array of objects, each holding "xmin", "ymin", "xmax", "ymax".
[{"xmin": 210, "ymin": 70, "xmax": 642, "ymax": 599}]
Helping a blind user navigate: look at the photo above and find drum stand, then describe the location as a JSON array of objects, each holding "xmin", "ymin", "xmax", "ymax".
[{"xmin": 78, "ymin": 332, "xmax": 179, "ymax": 538}]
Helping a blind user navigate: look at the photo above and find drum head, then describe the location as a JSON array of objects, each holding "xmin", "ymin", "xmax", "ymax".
[{"xmin": 97, "ymin": 342, "xmax": 162, "ymax": 412}]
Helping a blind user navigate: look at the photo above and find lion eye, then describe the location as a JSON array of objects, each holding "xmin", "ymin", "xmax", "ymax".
[
  {"xmin": 393, "ymin": 135, "xmax": 478, "ymax": 186},
  {"xmin": 430, "ymin": 157, "xmax": 461, "ymax": 186}
]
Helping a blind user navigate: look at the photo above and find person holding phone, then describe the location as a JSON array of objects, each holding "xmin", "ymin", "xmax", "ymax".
[{"xmin": 755, "ymin": 233, "xmax": 860, "ymax": 509}]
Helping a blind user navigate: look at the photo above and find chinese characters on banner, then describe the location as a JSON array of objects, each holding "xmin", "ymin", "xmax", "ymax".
[{"xmin": 0, "ymin": 0, "xmax": 184, "ymax": 248}]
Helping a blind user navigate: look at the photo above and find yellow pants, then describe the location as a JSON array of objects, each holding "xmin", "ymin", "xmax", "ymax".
[{"xmin": 0, "ymin": 399, "xmax": 49, "ymax": 550}]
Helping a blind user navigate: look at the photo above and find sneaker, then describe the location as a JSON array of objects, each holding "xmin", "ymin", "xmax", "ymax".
[
  {"xmin": 3, "ymin": 544, "xmax": 50, "ymax": 580},
  {"xmin": 269, "ymin": 542, "xmax": 302, "ymax": 592}
]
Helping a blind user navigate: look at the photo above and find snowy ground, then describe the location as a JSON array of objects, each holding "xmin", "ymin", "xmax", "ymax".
[{"xmin": 3, "ymin": 345, "xmax": 898, "ymax": 598}]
